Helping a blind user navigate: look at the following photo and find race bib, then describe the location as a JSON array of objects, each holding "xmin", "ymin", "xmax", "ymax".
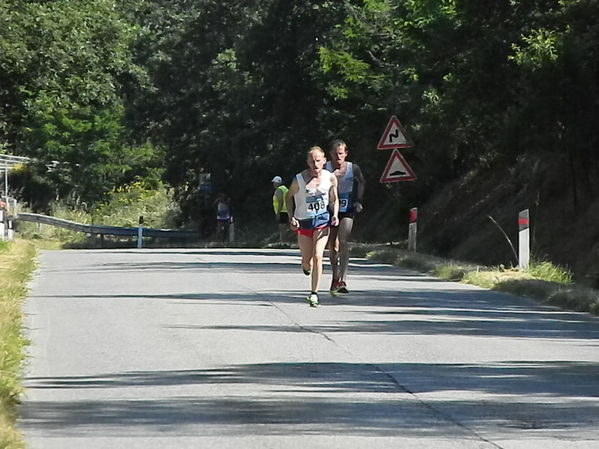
[
  {"xmin": 306, "ymin": 194, "xmax": 326, "ymax": 217},
  {"xmin": 339, "ymin": 192, "xmax": 352, "ymax": 213}
]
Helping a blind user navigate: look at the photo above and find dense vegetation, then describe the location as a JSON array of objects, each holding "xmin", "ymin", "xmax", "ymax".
[{"xmin": 2, "ymin": 1, "xmax": 598, "ymax": 272}]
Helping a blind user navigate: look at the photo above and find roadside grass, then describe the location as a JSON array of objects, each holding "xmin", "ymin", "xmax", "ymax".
[
  {"xmin": 352, "ymin": 244, "xmax": 599, "ymax": 316},
  {"xmin": 0, "ymin": 239, "xmax": 36, "ymax": 449}
]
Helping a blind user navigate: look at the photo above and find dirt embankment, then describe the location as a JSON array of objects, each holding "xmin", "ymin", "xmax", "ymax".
[{"xmin": 410, "ymin": 154, "xmax": 599, "ymax": 287}]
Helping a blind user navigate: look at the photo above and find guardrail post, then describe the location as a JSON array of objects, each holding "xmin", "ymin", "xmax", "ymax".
[{"xmin": 137, "ymin": 216, "xmax": 144, "ymax": 249}]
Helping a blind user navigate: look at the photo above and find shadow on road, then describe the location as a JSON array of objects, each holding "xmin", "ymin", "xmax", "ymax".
[
  {"xmin": 22, "ymin": 249, "xmax": 599, "ymax": 439},
  {"xmin": 32, "ymin": 285, "xmax": 599, "ymax": 341},
  {"xmin": 21, "ymin": 361, "xmax": 599, "ymax": 436}
]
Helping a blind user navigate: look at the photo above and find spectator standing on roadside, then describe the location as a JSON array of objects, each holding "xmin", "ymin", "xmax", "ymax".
[
  {"xmin": 271, "ymin": 176, "xmax": 289, "ymax": 244},
  {"xmin": 325, "ymin": 139, "xmax": 366, "ymax": 295},
  {"xmin": 214, "ymin": 193, "xmax": 233, "ymax": 243}
]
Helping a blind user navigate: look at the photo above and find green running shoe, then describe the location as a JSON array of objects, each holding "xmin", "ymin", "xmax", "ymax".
[
  {"xmin": 330, "ymin": 279, "xmax": 340, "ymax": 296},
  {"xmin": 306, "ymin": 293, "xmax": 319, "ymax": 307}
]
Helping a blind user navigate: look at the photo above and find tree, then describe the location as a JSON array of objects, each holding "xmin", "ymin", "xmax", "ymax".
[
  {"xmin": 2, "ymin": 0, "xmax": 154, "ymax": 206},
  {"xmin": 130, "ymin": 0, "xmax": 349, "ymax": 225}
]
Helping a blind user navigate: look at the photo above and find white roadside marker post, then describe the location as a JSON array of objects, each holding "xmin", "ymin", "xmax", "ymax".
[
  {"xmin": 518, "ymin": 209, "xmax": 530, "ymax": 270},
  {"xmin": 7, "ymin": 219, "xmax": 13, "ymax": 241},
  {"xmin": 408, "ymin": 207, "xmax": 417, "ymax": 252}
]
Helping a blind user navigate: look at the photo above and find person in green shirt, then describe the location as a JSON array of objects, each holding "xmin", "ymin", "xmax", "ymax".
[{"xmin": 272, "ymin": 176, "xmax": 289, "ymax": 243}]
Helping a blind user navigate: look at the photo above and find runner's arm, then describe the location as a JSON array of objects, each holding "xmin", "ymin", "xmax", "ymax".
[
  {"xmin": 353, "ymin": 164, "xmax": 366, "ymax": 213},
  {"xmin": 330, "ymin": 173, "xmax": 339, "ymax": 226}
]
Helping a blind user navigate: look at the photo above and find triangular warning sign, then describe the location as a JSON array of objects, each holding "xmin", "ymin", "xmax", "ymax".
[
  {"xmin": 380, "ymin": 149, "xmax": 417, "ymax": 183},
  {"xmin": 377, "ymin": 115, "xmax": 412, "ymax": 150}
]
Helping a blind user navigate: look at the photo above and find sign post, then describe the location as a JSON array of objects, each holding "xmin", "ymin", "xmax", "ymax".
[
  {"xmin": 518, "ymin": 209, "xmax": 530, "ymax": 270},
  {"xmin": 377, "ymin": 115, "xmax": 416, "ymax": 248},
  {"xmin": 408, "ymin": 207, "xmax": 417, "ymax": 252}
]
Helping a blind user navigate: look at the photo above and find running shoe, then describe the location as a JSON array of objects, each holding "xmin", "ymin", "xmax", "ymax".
[
  {"xmin": 337, "ymin": 281, "xmax": 349, "ymax": 294},
  {"xmin": 329, "ymin": 279, "xmax": 340, "ymax": 296},
  {"xmin": 306, "ymin": 293, "xmax": 319, "ymax": 307},
  {"xmin": 303, "ymin": 268, "xmax": 311, "ymax": 276}
]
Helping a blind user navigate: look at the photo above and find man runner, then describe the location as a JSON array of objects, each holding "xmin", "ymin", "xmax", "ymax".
[{"xmin": 325, "ymin": 139, "xmax": 365, "ymax": 294}]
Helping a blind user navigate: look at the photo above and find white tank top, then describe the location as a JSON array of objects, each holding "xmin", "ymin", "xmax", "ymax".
[
  {"xmin": 326, "ymin": 161, "xmax": 353, "ymax": 213},
  {"xmin": 293, "ymin": 170, "xmax": 332, "ymax": 220}
]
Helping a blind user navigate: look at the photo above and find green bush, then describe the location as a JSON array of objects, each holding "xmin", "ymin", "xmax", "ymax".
[
  {"xmin": 17, "ymin": 183, "xmax": 181, "ymax": 244},
  {"xmin": 366, "ymin": 248, "xmax": 397, "ymax": 264},
  {"xmin": 91, "ymin": 182, "xmax": 180, "ymax": 229},
  {"xmin": 435, "ymin": 264, "xmax": 468, "ymax": 281}
]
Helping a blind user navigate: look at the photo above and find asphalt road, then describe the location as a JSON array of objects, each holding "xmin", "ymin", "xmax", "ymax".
[{"xmin": 19, "ymin": 248, "xmax": 599, "ymax": 448}]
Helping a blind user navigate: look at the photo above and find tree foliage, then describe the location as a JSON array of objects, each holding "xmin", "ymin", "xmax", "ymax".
[
  {"xmin": 1, "ymin": 0, "xmax": 157, "ymax": 206},
  {"xmin": 1, "ymin": 0, "xmax": 598, "ymax": 230}
]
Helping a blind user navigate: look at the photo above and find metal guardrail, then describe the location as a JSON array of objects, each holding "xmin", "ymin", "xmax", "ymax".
[{"xmin": 16, "ymin": 213, "xmax": 199, "ymax": 239}]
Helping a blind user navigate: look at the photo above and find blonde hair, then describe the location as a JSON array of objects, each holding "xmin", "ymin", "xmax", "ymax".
[
  {"xmin": 307, "ymin": 146, "xmax": 325, "ymax": 157},
  {"xmin": 329, "ymin": 139, "xmax": 347, "ymax": 152}
]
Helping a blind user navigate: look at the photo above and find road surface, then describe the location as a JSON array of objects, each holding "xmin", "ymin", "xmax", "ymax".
[{"xmin": 19, "ymin": 248, "xmax": 599, "ymax": 448}]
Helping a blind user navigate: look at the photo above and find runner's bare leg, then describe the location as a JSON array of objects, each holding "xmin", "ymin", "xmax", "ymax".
[
  {"xmin": 311, "ymin": 227, "xmax": 330, "ymax": 293},
  {"xmin": 337, "ymin": 217, "xmax": 354, "ymax": 282},
  {"xmin": 297, "ymin": 233, "xmax": 314, "ymax": 274},
  {"xmin": 328, "ymin": 226, "xmax": 340, "ymax": 281}
]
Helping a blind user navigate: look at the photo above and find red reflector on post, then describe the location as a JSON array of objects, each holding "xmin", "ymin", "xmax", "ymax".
[
  {"xmin": 518, "ymin": 209, "xmax": 530, "ymax": 232},
  {"xmin": 409, "ymin": 208, "xmax": 417, "ymax": 223}
]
